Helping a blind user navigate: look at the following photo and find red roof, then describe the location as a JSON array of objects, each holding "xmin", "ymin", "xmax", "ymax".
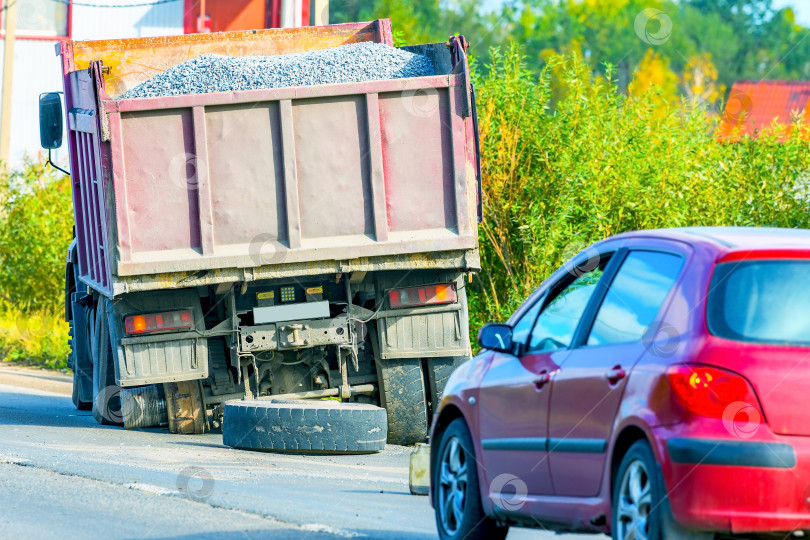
[{"xmin": 717, "ymin": 80, "xmax": 810, "ymax": 140}]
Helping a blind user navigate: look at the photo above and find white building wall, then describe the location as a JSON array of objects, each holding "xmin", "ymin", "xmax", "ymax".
[
  {"xmin": 71, "ymin": 0, "xmax": 185, "ymax": 41},
  {"xmin": 0, "ymin": 1, "xmax": 184, "ymax": 170},
  {"xmin": 0, "ymin": 39, "xmax": 67, "ymax": 169}
]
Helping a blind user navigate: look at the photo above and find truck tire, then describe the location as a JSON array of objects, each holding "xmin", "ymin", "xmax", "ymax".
[
  {"xmin": 69, "ymin": 306, "xmax": 93, "ymax": 411},
  {"xmin": 164, "ymin": 380, "xmax": 207, "ymax": 434},
  {"xmin": 377, "ymin": 357, "xmax": 429, "ymax": 446},
  {"xmin": 121, "ymin": 385, "xmax": 168, "ymax": 429},
  {"xmin": 91, "ymin": 302, "xmax": 123, "ymax": 426},
  {"xmin": 222, "ymin": 400, "xmax": 387, "ymax": 454},
  {"xmin": 426, "ymin": 356, "xmax": 467, "ymax": 414}
]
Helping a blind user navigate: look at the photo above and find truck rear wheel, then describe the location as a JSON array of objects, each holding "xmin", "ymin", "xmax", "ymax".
[
  {"xmin": 164, "ymin": 380, "xmax": 207, "ymax": 434},
  {"xmin": 377, "ymin": 357, "xmax": 429, "ymax": 446},
  {"xmin": 91, "ymin": 302, "xmax": 123, "ymax": 426},
  {"xmin": 69, "ymin": 310, "xmax": 92, "ymax": 411},
  {"xmin": 223, "ymin": 399, "xmax": 387, "ymax": 453},
  {"xmin": 68, "ymin": 261, "xmax": 92, "ymax": 411},
  {"xmin": 426, "ymin": 356, "xmax": 467, "ymax": 415}
]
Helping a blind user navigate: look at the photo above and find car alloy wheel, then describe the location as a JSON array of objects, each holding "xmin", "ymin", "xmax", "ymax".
[
  {"xmin": 438, "ymin": 436, "xmax": 468, "ymax": 535},
  {"xmin": 616, "ymin": 459, "xmax": 652, "ymax": 540}
]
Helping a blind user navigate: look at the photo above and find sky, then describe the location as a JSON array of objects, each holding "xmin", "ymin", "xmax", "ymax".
[{"xmin": 773, "ymin": 0, "xmax": 810, "ymax": 26}]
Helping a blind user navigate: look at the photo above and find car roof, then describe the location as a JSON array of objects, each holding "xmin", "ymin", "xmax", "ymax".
[
  {"xmin": 613, "ymin": 226, "xmax": 810, "ymax": 250},
  {"xmin": 508, "ymin": 227, "xmax": 810, "ymax": 326}
]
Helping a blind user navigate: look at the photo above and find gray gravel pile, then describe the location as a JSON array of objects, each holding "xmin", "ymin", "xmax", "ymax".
[{"xmin": 119, "ymin": 42, "xmax": 435, "ymax": 99}]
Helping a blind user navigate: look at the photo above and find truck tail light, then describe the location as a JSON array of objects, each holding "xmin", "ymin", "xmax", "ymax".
[
  {"xmin": 666, "ymin": 364, "xmax": 763, "ymax": 420},
  {"xmin": 388, "ymin": 284, "xmax": 457, "ymax": 309},
  {"xmin": 124, "ymin": 309, "xmax": 194, "ymax": 335}
]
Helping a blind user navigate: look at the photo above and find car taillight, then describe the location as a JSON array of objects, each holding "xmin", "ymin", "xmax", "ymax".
[
  {"xmin": 124, "ymin": 309, "xmax": 193, "ymax": 335},
  {"xmin": 388, "ymin": 283, "xmax": 457, "ymax": 309},
  {"xmin": 666, "ymin": 364, "xmax": 762, "ymax": 419}
]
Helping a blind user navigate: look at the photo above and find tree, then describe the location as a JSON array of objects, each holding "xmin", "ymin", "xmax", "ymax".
[
  {"xmin": 682, "ymin": 53, "xmax": 724, "ymax": 109},
  {"xmin": 629, "ymin": 49, "xmax": 679, "ymax": 109},
  {"xmin": 327, "ymin": 0, "xmax": 810, "ymax": 99}
]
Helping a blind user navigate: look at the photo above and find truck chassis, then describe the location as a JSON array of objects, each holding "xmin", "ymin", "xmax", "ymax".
[{"xmin": 67, "ymin": 244, "xmax": 474, "ymax": 444}]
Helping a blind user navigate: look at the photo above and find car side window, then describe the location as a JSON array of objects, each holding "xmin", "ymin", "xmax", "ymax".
[
  {"xmin": 587, "ymin": 251, "xmax": 684, "ymax": 346},
  {"xmin": 526, "ymin": 263, "xmax": 606, "ymax": 353},
  {"xmin": 510, "ymin": 295, "xmax": 545, "ymax": 352}
]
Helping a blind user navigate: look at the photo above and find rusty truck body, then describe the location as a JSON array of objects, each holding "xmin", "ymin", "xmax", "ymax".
[{"xmin": 42, "ymin": 19, "xmax": 480, "ymax": 445}]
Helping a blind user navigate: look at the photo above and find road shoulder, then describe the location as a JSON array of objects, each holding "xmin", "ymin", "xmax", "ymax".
[{"xmin": 0, "ymin": 364, "xmax": 72, "ymax": 396}]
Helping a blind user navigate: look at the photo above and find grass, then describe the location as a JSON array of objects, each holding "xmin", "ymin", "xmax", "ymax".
[{"xmin": 0, "ymin": 301, "xmax": 69, "ymax": 371}]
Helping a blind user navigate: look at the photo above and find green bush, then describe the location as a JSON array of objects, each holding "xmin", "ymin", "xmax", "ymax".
[
  {"xmin": 0, "ymin": 300, "xmax": 68, "ymax": 370},
  {"xmin": 469, "ymin": 46, "xmax": 810, "ymax": 329},
  {"xmin": 0, "ymin": 161, "xmax": 72, "ymax": 369},
  {"xmin": 0, "ymin": 160, "xmax": 73, "ymax": 311}
]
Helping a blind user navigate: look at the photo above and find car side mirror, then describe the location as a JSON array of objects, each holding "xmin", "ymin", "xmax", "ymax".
[
  {"xmin": 39, "ymin": 92, "xmax": 63, "ymax": 149},
  {"xmin": 478, "ymin": 323, "xmax": 513, "ymax": 352}
]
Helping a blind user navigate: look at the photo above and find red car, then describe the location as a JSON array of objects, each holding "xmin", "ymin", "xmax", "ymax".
[{"xmin": 430, "ymin": 227, "xmax": 810, "ymax": 540}]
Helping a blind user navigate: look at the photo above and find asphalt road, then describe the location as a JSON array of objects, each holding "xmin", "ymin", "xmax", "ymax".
[{"xmin": 0, "ymin": 365, "xmax": 603, "ymax": 540}]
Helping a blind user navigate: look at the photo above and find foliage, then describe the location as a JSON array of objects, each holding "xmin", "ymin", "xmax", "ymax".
[
  {"xmin": 330, "ymin": 0, "xmax": 810, "ymax": 98},
  {"xmin": 629, "ymin": 50, "xmax": 679, "ymax": 107},
  {"xmin": 0, "ymin": 300, "xmax": 69, "ymax": 370},
  {"xmin": 682, "ymin": 53, "xmax": 724, "ymax": 109},
  {"xmin": 0, "ymin": 161, "xmax": 72, "ymax": 369},
  {"xmin": 0, "ymin": 160, "xmax": 73, "ymax": 311},
  {"xmin": 469, "ymin": 46, "xmax": 810, "ymax": 328}
]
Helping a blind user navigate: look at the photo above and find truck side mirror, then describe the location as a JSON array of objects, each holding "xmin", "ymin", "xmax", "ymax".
[{"xmin": 39, "ymin": 92, "xmax": 63, "ymax": 149}]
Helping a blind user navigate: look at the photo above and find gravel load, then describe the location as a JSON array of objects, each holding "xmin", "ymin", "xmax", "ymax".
[{"xmin": 119, "ymin": 42, "xmax": 435, "ymax": 99}]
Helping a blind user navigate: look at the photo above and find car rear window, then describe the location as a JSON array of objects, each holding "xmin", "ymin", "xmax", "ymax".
[{"xmin": 708, "ymin": 260, "xmax": 810, "ymax": 346}]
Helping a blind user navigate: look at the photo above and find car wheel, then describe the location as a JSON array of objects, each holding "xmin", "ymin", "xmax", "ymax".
[
  {"xmin": 433, "ymin": 418, "xmax": 508, "ymax": 540},
  {"xmin": 613, "ymin": 440, "xmax": 713, "ymax": 540}
]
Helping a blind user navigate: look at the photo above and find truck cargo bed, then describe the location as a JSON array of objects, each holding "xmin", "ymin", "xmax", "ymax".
[{"xmin": 59, "ymin": 20, "xmax": 480, "ymax": 297}]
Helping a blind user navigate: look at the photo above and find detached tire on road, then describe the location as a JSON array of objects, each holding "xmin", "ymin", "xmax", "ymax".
[{"xmin": 222, "ymin": 400, "xmax": 387, "ymax": 454}]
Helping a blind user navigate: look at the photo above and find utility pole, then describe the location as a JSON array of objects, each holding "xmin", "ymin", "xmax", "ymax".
[
  {"xmin": 280, "ymin": 0, "xmax": 314, "ymax": 28},
  {"xmin": 314, "ymin": 0, "xmax": 329, "ymax": 26},
  {"xmin": 0, "ymin": 0, "xmax": 18, "ymax": 169},
  {"xmin": 281, "ymin": 0, "xmax": 299, "ymax": 28},
  {"xmin": 198, "ymin": 0, "xmax": 207, "ymax": 32}
]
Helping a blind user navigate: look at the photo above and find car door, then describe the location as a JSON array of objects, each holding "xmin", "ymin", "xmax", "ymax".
[
  {"xmin": 477, "ymin": 253, "xmax": 611, "ymax": 500},
  {"xmin": 547, "ymin": 249, "xmax": 686, "ymax": 497}
]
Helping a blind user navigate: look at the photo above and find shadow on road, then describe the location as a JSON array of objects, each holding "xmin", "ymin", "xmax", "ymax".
[
  {"xmin": 168, "ymin": 440, "xmax": 228, "ymax": 450},
  {"xmin": 344, "ymin": 488, "xmax": 413, "ymax": 497},
  {"xmin": 152, "ymin": 529, "xmax": 437, "ymax": 540},
  {"xmin": 0, "ymin": 390, "xmax": 97, "ymax": 428}
]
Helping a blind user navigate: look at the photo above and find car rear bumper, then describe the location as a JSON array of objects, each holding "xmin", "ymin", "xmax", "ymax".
[{"xmin": 654, "ymin": 429, "xmax": 810, "ymax": 533}]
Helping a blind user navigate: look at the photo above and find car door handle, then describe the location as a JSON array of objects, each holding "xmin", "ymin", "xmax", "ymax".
[
  {"xmin": 533, "ymin": 371, "xmax": 552, "ymax": 390},
  {"xmin": 605, "ymin": 365, "xmax": 626, "ymax": 384}
]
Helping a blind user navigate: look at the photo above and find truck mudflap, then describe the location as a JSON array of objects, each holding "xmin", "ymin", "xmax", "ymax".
[
  {"xmin": 375, "ymin": 272, "xmax": 471, "ymax": 360},
  {"xmin": 108, "ymin": 289, "xmax": 209, "ymax": 387}
]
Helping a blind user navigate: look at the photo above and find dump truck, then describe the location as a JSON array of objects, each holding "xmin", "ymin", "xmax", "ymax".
[{"xmin": 39, "ymin": 19, "xmax": 481, "ymax": 448}]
